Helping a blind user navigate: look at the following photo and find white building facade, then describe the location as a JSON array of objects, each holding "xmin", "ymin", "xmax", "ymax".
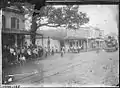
[
  {"xmin": 25, "ymin": 35, "xmax": 61, "ymax": 51},
  {"xmin": 64, "ymin": 27, "xmax": 104, "ymax": 52}
]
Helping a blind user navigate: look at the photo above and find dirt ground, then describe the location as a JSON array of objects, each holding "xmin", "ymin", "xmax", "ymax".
[{"xmin": 3, "ymin": 50, "xmax": 119, "ymax": 87}]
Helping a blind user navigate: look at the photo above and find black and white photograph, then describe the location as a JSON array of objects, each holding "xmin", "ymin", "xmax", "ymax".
[{"xmin": 0, "ymin": 0, "xmax": 119, "ymax": 87}]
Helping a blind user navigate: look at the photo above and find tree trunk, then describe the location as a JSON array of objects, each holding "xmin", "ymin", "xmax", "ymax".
[
  {"xmin": 30, "ymin": 17, "xmax": 37, "ymax": 45},
  {"xmin": 31, "ymin": 33, "xmax": 36, "ymax": 45}
]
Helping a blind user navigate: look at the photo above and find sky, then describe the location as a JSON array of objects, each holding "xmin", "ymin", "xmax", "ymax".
[{"xmin": 78, "ymin": 5, "xmax": 119, "ymax": 35}]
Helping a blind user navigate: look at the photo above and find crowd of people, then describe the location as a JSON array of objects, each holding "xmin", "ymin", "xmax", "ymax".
[
  {"xmin": 2, "ymin": 43, "xmax": 84, "ymax": 68},
  {"xmin": 60, "ymin": 45, "xmax": 83, "ymax": 57},
  {"xmin": 68, "ymin": 46, "xmax": 83, "ymax": 53},
  {"xmin": 2, "ymin": 44, "xmax": 44, "ymax": 68}
]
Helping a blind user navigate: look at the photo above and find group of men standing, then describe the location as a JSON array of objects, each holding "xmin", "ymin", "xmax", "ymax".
[
  {"xmin": 44, "ymin": 46, "xmax": 58, "ymax": 57},
  {"xmin": 60, "ymin": 45, "xmax": 83, "ymax": 57}
]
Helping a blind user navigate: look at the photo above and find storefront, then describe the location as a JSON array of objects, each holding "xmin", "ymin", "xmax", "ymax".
[
  {"xmin": 2, "ymin": 28, "xmax": 33, "ymax": 48},
  {"xmin": 64, "ymin": 37, "xmax": 88, "ymax": 51}
]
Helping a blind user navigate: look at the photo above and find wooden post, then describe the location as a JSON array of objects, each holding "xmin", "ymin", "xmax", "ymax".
[
  {"xmin": 21, "ymin": 36, "xmax": 23, "ymax": 47},
  {"xmin": 78, "ymin": 40, "xmax": 79, "ymax": 47},
  {"xmin": 42, "ymin": 35, "xmax": 43, "ymax": 46},
  {"xmin": 99, "ymin": 40, "xmax": 101, "ymax": 49},
  {"xmin": 86, "ymin": 39, "xmax": 89, "ymax": 52},
  {"xmin": 48, "ymin": 36, "xmax": 50, "ymax": 54},
  {"xmin": 81, "ymin": 39, "xmax": 83, "ymax": 50},
  {"xmin": 15, "ymin": 34, "xmax": 18, "ymax": 47},
  {"xmin": 80, "ymin": 40, "xmax": 82, "ymax": 47},
  {"xmin": 75, "ymin": 40, "xmax": 77, "ymax": 48}
]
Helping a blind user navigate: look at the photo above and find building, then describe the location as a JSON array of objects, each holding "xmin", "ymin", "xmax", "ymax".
[
  {"xmin": 25, "ymin": 29, "xmax": 61, "ymax": 51},
  {"xmin": 88, "ymin": 27, "xmax": 104, "ymax": 49},
  {"xmin": 64, "ymin": 28, "xmax": 90, "ymax": 51},
  {"xmin": 36, "ymin": 36, "xmax": 61, "ymax": 51},
  {"xmin": 25, "ymin": 35, "xmax": 61, "ymax": 51},
  {"xmin": 1, "ymin": 6, "xmax": 41, "ymax": 48},
  {"xmin": 2, "ymin": 6, "xmax": 28, "ymax": 47},
  {"xmin": 63, "ymin": 27, "xmax": 104, "ymax": 52}
]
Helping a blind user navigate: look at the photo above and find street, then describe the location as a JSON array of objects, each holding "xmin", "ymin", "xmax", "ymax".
[{"xmin": 4, "ymin": 50, "xmax": 119, "ymax": 87}]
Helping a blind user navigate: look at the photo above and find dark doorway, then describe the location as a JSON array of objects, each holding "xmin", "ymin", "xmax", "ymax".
[{"xmin": 2, "ymin": 33, "xmax": 15, "ymax": 46}]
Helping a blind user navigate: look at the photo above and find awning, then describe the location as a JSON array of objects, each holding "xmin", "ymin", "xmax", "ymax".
[
  {"xmin": 37, "ymin": 29, "xmax": 67, "ymax": 40},
  {"xmin": 64, "ymin": 36, "xmax": 86, "ymax": 40},
  {"xmin": 2, "ymin": 28, "xmax": 42, "ymax": 36},
  {"xmin": 95, "ymin": 38, "xmax": 104, "ymax": 41}
]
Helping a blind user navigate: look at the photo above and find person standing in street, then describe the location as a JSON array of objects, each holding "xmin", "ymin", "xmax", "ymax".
[
  {"xmin": 78, "ymin": 46, "xmax": 82, "ymax": 53},
  {"xmin": 61, "ymin": 47, "xmax": 64, "ymax": 57},
  {"xmin": 55, "ymin": 46, "xmax": 58, "ymax": 53},
  {"xmin": 45, "ymin": 47, "xmax": 48, "ymax": 58},
  {"xmin": 63, "ymin": 46, "xmax": 65, "ymax": 54},
  {"xmin": 77, "ymin": 46, "xmax": 80, "ymax": 53},
  {"xmin": 51, "ymin": 47, "xmax": 54, "ymax": 55}
]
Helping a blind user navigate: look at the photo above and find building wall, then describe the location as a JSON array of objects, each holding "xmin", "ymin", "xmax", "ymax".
[
  {"xmin": 85, "ymin": 27, "xmax": 104, "ymax": 39},
  {"xmin": 36, "ymin": 38, "xmax": 60, "ymax": 50},
  {"xmin": 2, "ymin": 8, "xmax": 26, "ymax": 47},
  {"xmin": 25, "ymin": 35, "xmax": 61, "ymax": 51},
  {"xmin": 3, "ymin": 10, "xmax": 25, "ymax": 30},
  {"xmin": 24, "ymin": 35, "xmax": 31, "ymax": 46},
  {"xmin": 66, "ymin": 29, "xmax": 90, "ymax": 38}
]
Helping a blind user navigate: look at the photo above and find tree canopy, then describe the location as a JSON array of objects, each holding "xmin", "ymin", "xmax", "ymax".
[
  {"xmin": 36, "ymin": 5, "xmax": 89, "ymax": 30},
  {"xmin": 20, "ymin": 4, "xmax": 89, "ymax": 31},
  {"xmin": 1, "ymin": 1, "xmax": 90, "ymax": 44}
]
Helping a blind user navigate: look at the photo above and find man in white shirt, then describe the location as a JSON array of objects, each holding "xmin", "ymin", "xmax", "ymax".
[
  {"xmin": 10, "ymin": 47, "xmax": 14, "ymax": 54},
  {"xmin": 45, "ymin": 47, "xmax": 48, "ymax": 57},
  {"xmin": 78, "ymin": 46, "xmax": 82, "ymax": 53}
]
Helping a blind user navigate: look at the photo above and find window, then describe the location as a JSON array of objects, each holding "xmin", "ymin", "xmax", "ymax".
[
  {"xmin": 11, "ymin": 17, "xmax": 19, "ymax": 29},
  {"xmin": 11, "ymin": 17, "xmax": 16, "ymax": 28},
  {"xmin": 2, "ymin": 15, "xmax": 6, "ymax": 29},
  {"xmin": 17, "ymin": 19, "xmax": 19, "ymax": 29}
]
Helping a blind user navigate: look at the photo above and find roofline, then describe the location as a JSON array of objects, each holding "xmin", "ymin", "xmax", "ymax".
[
  {"xmin": 2, "ymin": 28, "xmax": 42, "ymax": 35},
  {"xmin": 2, "ymin": 7, "xmax": 23, "ymax": 15}
]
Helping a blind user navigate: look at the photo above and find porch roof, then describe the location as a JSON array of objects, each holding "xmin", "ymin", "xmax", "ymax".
[
  {"xmin": 2, "ymin": 28, "xmax": 42, "ymax": 35},
  {"xmin": 64, "ymin": 36, "xmax": 86, "ymax": 40},
  {"xmin": 37, "ymin": 29, "xmax": 67, "ymax": 40}
]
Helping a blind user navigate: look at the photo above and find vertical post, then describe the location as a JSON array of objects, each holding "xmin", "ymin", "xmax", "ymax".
[
  {"xmin": 15, "ymin": 34, "xmax": 17, "ymax": 47},
  {"xmin": 83, "ymin": 40, "xmax": 85, "ymax": 51},
  {"xmin": 78, "ymin": 40, "xmax": 79, "ymax": 47},
  {"xmin": 81, "ymin": 39, "xmax": 82, "ymax": 50},
  {"xmin": 21, "ymin": 36, "xmax": 23, "ymax": 47},
  {"xmin": 99, "ymin": 40, "xmax": 101, "ymax": 49},
  {"xmin": 75, "ymin": 40, "xmax": 77, "ymax": 48},
  {"xmin": 42, "ymin": 35, "xmax": 43, "ymax": 46},
  {"xmin": 80, "ymin": 40, "xmax": 82, "ymax": 47},
  {"xmin": 48, "ymin": 36, "xmax": 50, "ymax": 54},
  {"xmin": 0, "ymin": 8, "xmax": 2, "ymax": 84},
  {"xmin": 86, "ymin": 39, "xmax": 89, "ymax": 52}
]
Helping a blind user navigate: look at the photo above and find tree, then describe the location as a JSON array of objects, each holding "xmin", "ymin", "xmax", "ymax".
[
  {"xmin": 1, "ymin": 1, "xmax": 89, "ymax": 45},
  {"xmin": 29, "ymin": 5, "xmax": 89, "ymax": 44}
]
